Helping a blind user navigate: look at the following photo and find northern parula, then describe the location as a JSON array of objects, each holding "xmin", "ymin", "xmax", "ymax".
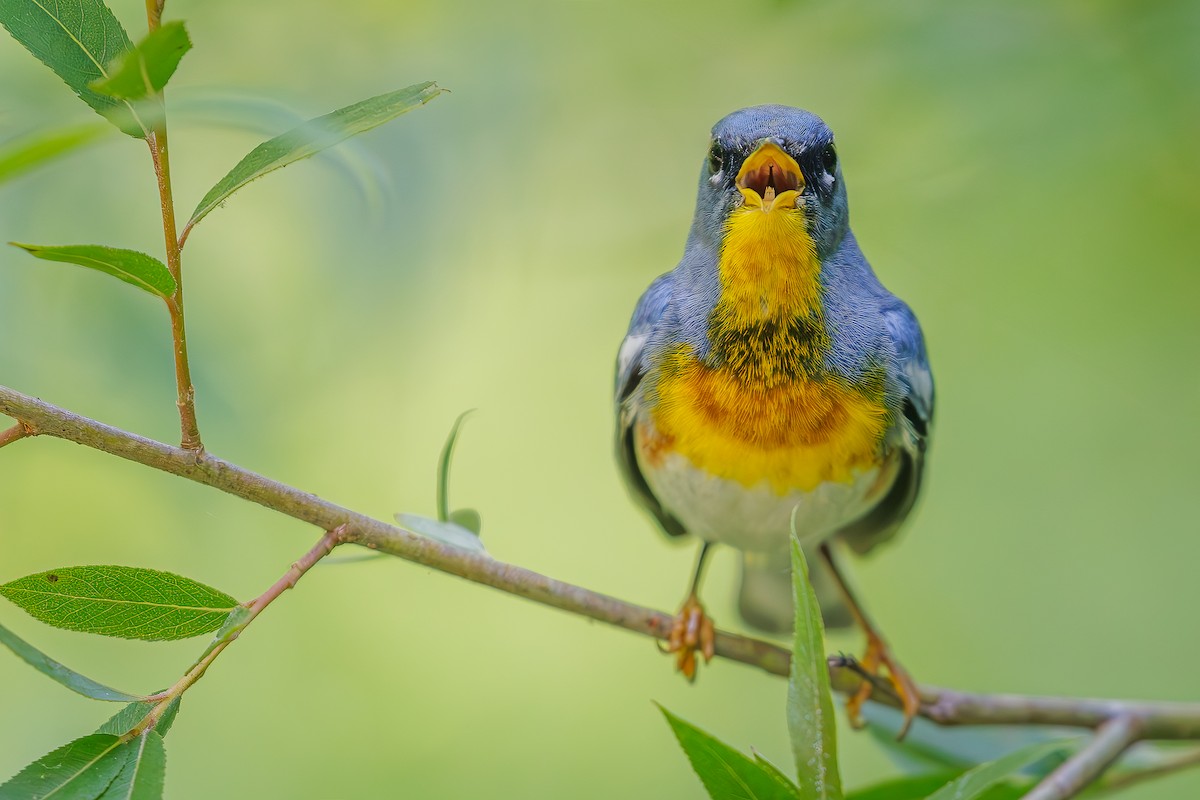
[{"xmin": 614, "ymin": 105, "xmax": 933, "ymax": 731}]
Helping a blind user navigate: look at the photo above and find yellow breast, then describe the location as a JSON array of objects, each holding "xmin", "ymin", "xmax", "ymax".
[
  {"xmin": 645, "ymin": 346, "xmax": 889, "ymax": 494},
  {"xmin": 643, "ymin": 198, "xmax": 890, "ymax": 494}
]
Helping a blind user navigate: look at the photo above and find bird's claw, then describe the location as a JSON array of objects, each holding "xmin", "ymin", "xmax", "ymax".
[
  {"xmin": 844, "ymin": 631, "xmax": 921, "ymax": 739},
  {"xmin": 665, "ymin": 594, "xmax": 715, "ymax": 681}
]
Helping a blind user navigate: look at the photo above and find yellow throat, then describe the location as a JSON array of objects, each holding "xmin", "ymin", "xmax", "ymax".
[{"xmin": 642, "ymin": 140, "xmax": 890, "ymax": 493}]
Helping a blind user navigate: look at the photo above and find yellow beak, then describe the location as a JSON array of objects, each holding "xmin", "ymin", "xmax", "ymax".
[{"xmin": 735, "ymin": 140, "xmax": 804, "ymax": 211}]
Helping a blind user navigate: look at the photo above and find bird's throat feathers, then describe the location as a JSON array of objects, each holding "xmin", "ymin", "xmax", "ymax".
[
  {"xmin": 714, "ymin": 203, "xmax": 822, "ymax": 329},
  {"xmin": 709, "ymin": 203, "xmax": 827, "ymax": 380}
]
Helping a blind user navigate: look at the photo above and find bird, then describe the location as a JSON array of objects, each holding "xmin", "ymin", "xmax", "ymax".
[{"xmin": 613, "ymin": 105, "xmax": 933, "ymax": 732}]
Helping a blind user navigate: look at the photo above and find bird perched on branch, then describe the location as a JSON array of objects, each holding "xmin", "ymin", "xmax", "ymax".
[{"xmin": 614, "ymin": 105, "xmax": 933, "ymax": 732}]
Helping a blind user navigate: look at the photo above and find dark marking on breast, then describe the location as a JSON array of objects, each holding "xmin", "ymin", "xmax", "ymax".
[{"xmin": 706, "ymin": 312, "xmax": 830, "ymax": 387}]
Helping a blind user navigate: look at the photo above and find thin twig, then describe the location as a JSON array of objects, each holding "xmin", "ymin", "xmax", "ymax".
[
  {"xmin": 1024, "ymin": 714, "xmax": 1143, "ymax": 800},
  {"xmin": 131, "ymin": 526, "xmax": 346, "ymax": 736},
  {"xmin": 4, "ymin": 384, "xmax": 1200, "ymax": 740},
  {"xmin": 1096, "ymin": 745, "xmax": 1200, "ymax": 795},
  {"xmin": 138, "ymin": 0, "xmax": 200, "ymax": 450},
  {"xmin": 144, "ymin": 0, "xmax": 163, "ymax": 31},
  {"xmin": 0, "ymin": 422, "xmax": 32, "ymax": 449},
  {"xmin": 145, "ymin": 73, "xmax": 202, "ymax": 451}
]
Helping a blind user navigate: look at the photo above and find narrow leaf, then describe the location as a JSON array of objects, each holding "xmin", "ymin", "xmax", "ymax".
[
  {"xmin": 185, "ymin": 81, "xmax": 445, "ymax": 235},
  {"xmin": 0, "ymin": 619, "xmax": 142, "ymax": 701},
  {"xmin": 660, "ymin": 706, "xmax": 799, "ymax": 800},
  {"xmin": 0, "ymin": 123, "xmax": 109, "ymax": 185},
  {"xmin": 96, "ymin": 731, "xmax": 164, "ymax": 800},
  {"xmin": 438, "ymin": 409, "xmax": 474, "ymax": 522},
  {"xmin": 845, "ymin": 772, "xmax": 964, "ymax": 800},
  {"xmin": 90, "ymin": 21, "xmax": 190, "ymax": 100},
  {"xmin": 753, "ymin": 751, "xmax": 802, "ymax": 796},
  {"xmin": 0, "ymin": 733, "xmax": 128, "ymax": 800},
  {"xmin": 394, "ymin": 513, "xmax": 487, "ymax": 554},
  {"xmin": 98, "ymin": 698, "xmax": 180, "ymax": 739},
  {"xmin": 0, "ymin": 566, "xmax": 238, "ymax": 641},
  {"xmin": 0, "ymin": 0, "xmax": 147, "ymax": 137},
  {"xmin": 924, "ymin": 740, "xmax": 1073, "ymax": 800},
  {"xmin": 864, "ymin": 704, "xmax": 1071, "ymax": 773},
  {"xmin": 9, "ymin": 243, "xmax": 175, "ymax": 298},
  {"xmin": 787, "ymin": 534, "xmax": 843, "ymax": 800}
]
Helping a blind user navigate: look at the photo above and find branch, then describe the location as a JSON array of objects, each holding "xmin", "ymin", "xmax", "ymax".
[
  {"xmin": 1024, "ymin": 714, "xmax": 1142, "ymax": 800},
  {"xmin": 145, "ymin": 67, "xmax": 201, "ymax": 451},
  {"xmin": 0, "ymin": 384, "xmax": 787, "ymax": 674},
  {"xmin": 0, "ymin": 421, "xmax": 33, "ymax": 449},
  {"xmin": 918, "ymin": 686, "xmax": 1200, "ymax": 739},
  {"xmin": 4, "ymin": 383, "xmax": 1200, "ymax": 743},
  {"xmin": 131, "ymin": 526, "xmax": 345, "ymax": 736},
  {"xmin": 1098, "ymin": 745, "xmax": 1200, "ymax": 794}
]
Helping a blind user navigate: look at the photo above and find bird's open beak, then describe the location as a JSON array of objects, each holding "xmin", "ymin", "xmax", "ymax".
[{"xmin": 735, "ymin": 140, "xmax": 803, "ymax": 212}]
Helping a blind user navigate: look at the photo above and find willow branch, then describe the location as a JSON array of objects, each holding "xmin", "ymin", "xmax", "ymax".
[
  {"xmin": 144, "ymin": 47, "xmax": 202, "ymax": 451},
  {"xmin": 131, "ymin": 526, "xmax": 345, "ymax": 736},
  {"xmin": 3, "ymin": 384, "xmax": 1200, "ymax": 743},
  {"xmin": 1024, "ymin": 714, "xmax": 1143, "ymax": 800},
  {"xmin": 0, "ymin": 422, "xmax": 33, "ymax": 449},
  {"xmin": 0, "ymin": 385, "xmax": 784, "ymax": 669}
]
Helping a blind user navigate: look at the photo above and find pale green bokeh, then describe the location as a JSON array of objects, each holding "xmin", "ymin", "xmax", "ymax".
[{"xmin": 1, "ymin": 0, "xmax": 1198, "ymax": 798}]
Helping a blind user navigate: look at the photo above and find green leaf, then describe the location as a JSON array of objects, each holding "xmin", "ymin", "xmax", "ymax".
[
  {"xmin": 753, "ymin": 751, "xmax": 802, "ymax": 796},
  {"xmin": 0, "ymin": 123, "xmax": 109, "ymax": 185},
  {"xmin": 0, "ymin": 733, "xmax": 128, "ymax": 800},
  {"xmin": 394, "ymin": 513, "xmax": 488, "ymax": 554},
  {"xmin": 448, "ymin": 508, "xmax": 481, "ymax": 535},
  {"xmin": 96, "ymin": 731, "xmax": 164, "ymax": 800},
  {"xmin": 184, "ymin": 81, "xmax": 445, "ymax": 236},
  {"xmin": 846, "ymin": 772, "xmax": 964, "ymax": 800},
  {"xmin": 90, "ymin": 21, "xmax": 190, "ymax": 100},
  {"xmin": 0, "ymin": 566, "xmax": 238, "ymax": 641},
  {"xmin": 0, "ymin": 619, "xmax": 142, "ymax": 702},
  {"xmin": 924, "ymin": 740, "xmax": 1073, "ymax": 800},
  {"xmin": 8, "ymin": 243, "xmax": 175, "ymax": 298},
  {"xmin": 0, "ymin": 0, "xmax": 148, "ymax": 137},
  {"xmin": 97, "ymin": 698, "xmax": 180, "ymax": 738},
  {"xmin": 863, "ymin": 704, "xmax": 1071, "ymax": 774},
  {"xmin": 787, "ymin": 533, "xmax": 843, "ymax": 800},
  {"xmin": 660, "ymin": 706, "xmax": 799, "ymax": 800},
  {"xmin": 438, "ymin": 409, "xmax": 474, "ymax": 522}
]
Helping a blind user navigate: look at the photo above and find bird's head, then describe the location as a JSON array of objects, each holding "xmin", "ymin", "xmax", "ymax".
[{"xmin": 691, "ymin": 105, "xmax": 849, "ymax": 258}]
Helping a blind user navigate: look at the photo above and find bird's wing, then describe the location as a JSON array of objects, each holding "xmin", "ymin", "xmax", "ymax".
[
  {"xmin": 839, "ymin": 300, "xmax": 934, "ymax": 555},
  {"xmin": 614, "ymin": 273, "xmax": 687, "ymax": 538}
]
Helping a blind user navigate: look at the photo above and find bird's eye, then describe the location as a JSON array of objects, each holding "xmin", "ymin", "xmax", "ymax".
[
  {"xmin": 708, "ymin": 142, "xmax": 723, "ymax": 174},
  {"xmin": 820, "ymin": 143, "xmax": 837, "ymax": 175}
]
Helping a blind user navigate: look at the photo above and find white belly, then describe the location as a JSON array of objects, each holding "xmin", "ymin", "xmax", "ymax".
[{"xmin": 639, "ymin": 449, "xmax": 883, "ymax": 552}]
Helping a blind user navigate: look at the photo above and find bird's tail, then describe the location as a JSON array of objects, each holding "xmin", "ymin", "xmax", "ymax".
[{"xmin": 738, "ymin": 549, "xmax": 853, "ymax": 634}]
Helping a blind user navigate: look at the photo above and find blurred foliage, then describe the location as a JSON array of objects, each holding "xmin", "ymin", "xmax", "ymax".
[{"xmin": 0, "ymin": 0, "xmax": 1197, "ymax": 798}]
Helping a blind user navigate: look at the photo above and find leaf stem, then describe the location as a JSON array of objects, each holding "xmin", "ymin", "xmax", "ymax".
[
  {"xmin": 1023, "ymin": 714, "xmax": 1142, "ymax": 800},
  {"xmin": 131, "ymin": 526, "xmax": 346, "ymax": 737}
]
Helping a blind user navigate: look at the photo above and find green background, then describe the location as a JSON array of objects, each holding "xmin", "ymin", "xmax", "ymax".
[{"xmin": 1, "ymin": 0, "xmax": 1197, "ymax": 797}]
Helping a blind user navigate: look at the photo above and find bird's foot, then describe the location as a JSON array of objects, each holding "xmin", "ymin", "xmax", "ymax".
[
  {"xmin": 844, "ymin": 630, "xmax": 921, "ymax": 738},
  {"xmin": 665, "ymin": 593, "xmax": 715, "ymax": 681}
]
